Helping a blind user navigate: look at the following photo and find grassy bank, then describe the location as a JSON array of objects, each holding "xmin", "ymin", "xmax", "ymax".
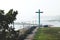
[{"xmin": 34, "ymin": 27, "xmax": 60, "ymax": 40}]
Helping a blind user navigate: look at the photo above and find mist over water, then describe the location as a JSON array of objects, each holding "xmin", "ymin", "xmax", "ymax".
[
  {"xmin": 10, "ymin": 16, "xmax": 60, "ymax": 30},
  {"xmin": 40, "ymin": 16, "xmax": 60, "ymax": 27},
  {"xmin": 41, "ymin": 20, "xmax": 60, "ymax": 27},
  {"xmin": 9, "ymin": 24, "xmax": 32, "ymax": 30}
]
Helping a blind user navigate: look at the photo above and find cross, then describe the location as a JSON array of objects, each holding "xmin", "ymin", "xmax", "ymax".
[{"xmin": 36, "ymin": 9, "xmax": 43, "ymax": 27}]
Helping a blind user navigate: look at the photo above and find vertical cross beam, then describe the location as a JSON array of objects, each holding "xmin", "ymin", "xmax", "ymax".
[{"xmin": 36, "ymin": 9, "xmax": 43, "ymax": 27}]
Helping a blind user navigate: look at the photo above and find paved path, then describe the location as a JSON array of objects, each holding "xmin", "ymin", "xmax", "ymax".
[{"xmin": 24, "ymin": 27, "xmax": 39, "ymax": 40}]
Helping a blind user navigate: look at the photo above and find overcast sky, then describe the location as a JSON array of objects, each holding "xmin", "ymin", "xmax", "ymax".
[{"xmin": 0, "ymin": 0, "xmax": 60, "ymax": 23}]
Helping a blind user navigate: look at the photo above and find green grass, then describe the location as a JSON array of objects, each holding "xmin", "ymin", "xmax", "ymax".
[{"xmin": 34, "ymin": 27, "xmax": 60, "ymax": 40}]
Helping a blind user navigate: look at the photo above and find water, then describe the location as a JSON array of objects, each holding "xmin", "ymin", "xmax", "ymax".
[
  {"xmin": 10, "ymin": 21, "xmax": 60, "ymax": 30},
  {"xmin": 41, "ymin": 20, "xmax": 60, "ymax": 27},
  {"xmin": 40, "ymin": 15, "xmax": 60, "ymax": 27},
  {"xmin": 9, "ymin": 24, "xmax": 33, "ymax": 30}
]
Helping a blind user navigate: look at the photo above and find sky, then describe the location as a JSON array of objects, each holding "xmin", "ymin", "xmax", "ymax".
[{"xmin": 0, "ymin": 0, "xmax": 60, "ymax": 24}]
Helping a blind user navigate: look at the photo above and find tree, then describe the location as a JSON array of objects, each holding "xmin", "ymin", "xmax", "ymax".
[{"xmin": 0, "ymin": 9, "xmax": 18, "ymax": 40}]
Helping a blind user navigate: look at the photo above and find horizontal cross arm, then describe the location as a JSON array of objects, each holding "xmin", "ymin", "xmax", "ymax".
[{"xmin": 40, "ymin": 12, "xmax": 43, "ymax": 13}]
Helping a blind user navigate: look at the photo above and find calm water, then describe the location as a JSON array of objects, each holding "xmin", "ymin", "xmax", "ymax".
[
  {"xmin": 41, "ymin": 20, "xmax": 60, "ymax": 27},
  {"xmin": 9, "ymin": 24, "xmax": 33, "ymax": 30},
  {"xmin": 10, "ymin": 21, "xmax": 60, "ymax": 30},
  {"xmin": 40, "ymin": 16, "xmax": 60, "ymax": 27},
  {"xmin": 10, "ymin": 16, "xmax": 60, "ymax": 30}
]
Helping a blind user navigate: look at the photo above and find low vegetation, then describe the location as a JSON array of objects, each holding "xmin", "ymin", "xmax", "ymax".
[{"xmin": 34, "ymin": 27, "xmax": 60, "ymax": 40}]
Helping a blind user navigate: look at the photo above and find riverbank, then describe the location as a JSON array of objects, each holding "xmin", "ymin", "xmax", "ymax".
[{"xmin": 34, "ymin": 27, "xmax": 60, "ymax": 40}]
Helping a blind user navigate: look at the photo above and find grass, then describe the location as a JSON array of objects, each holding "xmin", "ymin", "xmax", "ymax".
[{"xmin": 34, "ymin": 27, "xmax": 60, "ymax": 40}]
